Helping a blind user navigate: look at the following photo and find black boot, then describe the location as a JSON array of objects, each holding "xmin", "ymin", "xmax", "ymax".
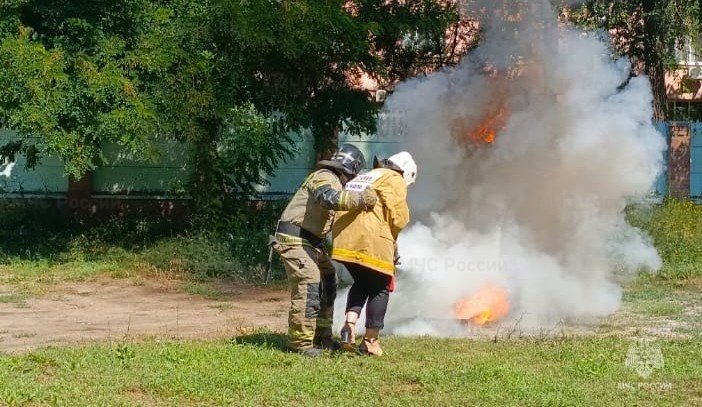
[
  {"xmin": 287, "ymin": 342, "xmax": 324, "ymax": 357},
  {"xmin": 313, "ymin": 330, "xmax": 342, "ymax": 352}
]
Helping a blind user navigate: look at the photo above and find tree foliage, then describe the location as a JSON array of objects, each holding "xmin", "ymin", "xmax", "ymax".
[
  {"xmin": 566, "ymin": 0, "xmax": 702, "ymax": 119},
  {"xmin": 0, "ymin": 0, "xmax": 461, "ymax": 222},
  {"xmin": 0, "ymin": 1, "xmax": 158, "ymax": 175},
  {"xmin": 352, "ymin": 0, "xmax": 469, "ymax": 85}
]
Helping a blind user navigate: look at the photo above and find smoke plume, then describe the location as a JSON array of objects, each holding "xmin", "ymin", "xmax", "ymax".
[{"xmin": 335, "ymin": 0, "xmax": 665, "ymax": 336}]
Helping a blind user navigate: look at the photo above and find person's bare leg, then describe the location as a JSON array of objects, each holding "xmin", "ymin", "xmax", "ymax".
[
  {"xmin": 345, "ymin": 310, "xmax": 359, "ymax": 325},
  {"xmin": 341, "ymin": 311, "xmax": 358, "ymax": 350},
  {"xmin": 360, "ymin": 328, "xmax": 383, "ymax": 356}
]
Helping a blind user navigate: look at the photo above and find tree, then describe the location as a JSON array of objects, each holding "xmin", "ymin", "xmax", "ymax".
[
  {"xmin": 566, "ymin": 0, "xmax": 702, "ymax": 120},
  {"xmin": 352, "ymin": 0, "xmax": 475, "ymax": 87},
  {"xmin": 0, "ymin": 0, "xmax": 463, "ymax": 223},
  {"xmin": 0, "ymin": 0, "xmax": 159, "ymax": 176}
]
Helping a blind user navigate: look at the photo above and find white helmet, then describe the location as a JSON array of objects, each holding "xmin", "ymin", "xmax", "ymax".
[{"xmin": 387, "ymin": 151, "xmax": 417, "ymax": 186}]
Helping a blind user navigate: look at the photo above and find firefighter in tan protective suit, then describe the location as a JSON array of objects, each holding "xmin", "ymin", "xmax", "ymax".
[
  {"xmin": 332, "ymin": 151, "xmax": 417, "ymax": 356},
  {"xmin": 272, "ymin": 144, "xmax": 377, "ymax": 357}
]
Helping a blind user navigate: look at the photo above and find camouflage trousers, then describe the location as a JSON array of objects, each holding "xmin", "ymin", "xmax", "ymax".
[{"xmin": 273, "ymin": 241, "xmax": 337, "ymax": 350}]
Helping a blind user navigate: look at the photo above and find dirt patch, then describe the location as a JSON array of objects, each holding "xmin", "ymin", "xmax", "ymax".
[
  {"xmin": 0, "ymin": 279, "xmax": 288, "ymax": 353},
  {"xmin": 1, "ymin": 277, "xmax": 698, "ymax": 353}
]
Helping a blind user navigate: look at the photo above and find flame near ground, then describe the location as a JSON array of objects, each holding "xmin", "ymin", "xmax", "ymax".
[{"xmin": 454, "ymin": 284, "xmax": 510, "ymax": 325}]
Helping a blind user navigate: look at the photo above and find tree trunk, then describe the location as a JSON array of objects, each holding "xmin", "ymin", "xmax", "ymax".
[
  {"xmin": 190, "ymin": 119, "xmax": 227, "ymax": 226},
  {"xmin": 641, "ymin": 0, "xmax": 667, "ymax": 120},
  {"xmin": 647, "ymin": 62, "xmax": 668, "ymax": 121},
  {"xmin": 66, "ymin": 171, "xmax": 93, "ymax": 217}
]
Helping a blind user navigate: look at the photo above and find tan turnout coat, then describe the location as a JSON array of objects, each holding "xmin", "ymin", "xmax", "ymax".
[{"xmin": 331, "ymin": 168, "xmax": 409, "ymax": 276}]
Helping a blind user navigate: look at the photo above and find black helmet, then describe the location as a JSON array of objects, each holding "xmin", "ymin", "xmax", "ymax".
[{"xmin": 318, "ymin": 143, "xmax": 366, "ymax": 177}]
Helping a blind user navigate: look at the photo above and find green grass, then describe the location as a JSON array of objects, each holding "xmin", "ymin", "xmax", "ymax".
[
  {"xmin": 3, "ymin": 258, "xmax": 128, "ymax": 280},
  {"xmin": 0, "ymin": 228, "xmax": 284, "ymax": 297},
  {"xmin": 0, "ymin": 293, "xmax": 27, "ymax": 306},
  {"xmin": 2, "ymin": 198, "xmax": 696, "ymax": 295},
  {"xmin": 182, "ymin": 281, "xmax": 225, "ymax": 300},
  {"xmin": 0, "ymin": 202, "xmax": 286, "ymax": 290},
  {"xmin": 628, "ymin": 199, "xmax": 702, "ymax": 280},
  {"xmin": 0, "ymin": 199, "xmax": 700, "ymax": 406},
  {"xmin": 638, "ymin": 301, "xmax": 684, "ymax": 317},
  {"xmin": 614, "ymin": 276, "xmax": 701, "ymax": 338},
  {"xmin": 622, "ymin": 276, "xmax": 698, "ymax": 304},
  {"xmin": 0, "ymin": 335, "xmax": 699, "ymax": 406}
]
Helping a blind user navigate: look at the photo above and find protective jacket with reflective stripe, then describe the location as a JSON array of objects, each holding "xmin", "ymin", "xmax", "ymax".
[
  {"xmin": 331, "ymin": 168, "xmax": 409, "ymax": 276},
  {"xmin": 278, "ymin": 168, "xmax": 365, "ymax": 245}
]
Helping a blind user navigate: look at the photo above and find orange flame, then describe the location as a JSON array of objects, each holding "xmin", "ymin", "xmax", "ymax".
[
  {"xmin": 451, "ymin": 74, "xmax": 510, "ymax": 149},
  {"xmin": 454, "ymin": 284, "xmax": 510, "ymax": 325},
  {"xmin": 465, "ymin": 105, "xmax": 509, "ymax": 145}
]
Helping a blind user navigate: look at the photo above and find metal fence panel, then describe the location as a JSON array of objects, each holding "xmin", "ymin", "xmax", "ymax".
[
  {"xmin": 256, "ymin": 131, "xmax": 316, "ymax": 196},
  {"xmin": 339, "ymin": 131, "xmax": 401, "ymax": 169},
  {"xmin": 0, "ymin": 122, "xmax": 685, "ymax": 199},
  {"xmin": 92, "ymin": 139, "xmax": 190, "ymax": 195},
  {"xmin": 0, "ymin": 130, "xmax": 68, "ymax": 196}
]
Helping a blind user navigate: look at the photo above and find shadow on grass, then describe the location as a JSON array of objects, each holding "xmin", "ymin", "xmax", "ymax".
[{"xmin": 232, "ymin": 331, "xmax": 288, "ymax": 352}]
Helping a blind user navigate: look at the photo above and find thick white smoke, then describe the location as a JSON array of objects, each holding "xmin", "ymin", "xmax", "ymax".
[{"xmin": 335, "ymin": 0, "xmax": 665, "ymax": 336}]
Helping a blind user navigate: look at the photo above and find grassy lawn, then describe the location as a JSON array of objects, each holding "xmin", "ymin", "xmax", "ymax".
[
  {"xmin": 0, "ymin": 241, "xmax": 247, "ymax": 301},
  {"xmin": 0, "ymin": 335, "xmax": 699, "ymax": 406},
  {"xmin": 1, "ymin": 272, "xmax": 697, "ymax": 406},
  {"xmin": 0, "ymin": 200, "xmax": 700, "ymax": 405}
]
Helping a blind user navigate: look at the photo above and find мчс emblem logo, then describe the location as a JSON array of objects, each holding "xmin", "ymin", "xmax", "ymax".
[{"xmin": 625, "ymin": 338, "xmax": 664, "ymax": 379}]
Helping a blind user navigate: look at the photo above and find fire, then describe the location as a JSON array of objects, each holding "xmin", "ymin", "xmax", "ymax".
[
  {"xmin": 453, "ymin": 284, "xmax": 510, "ymax": 325},
  {"xmin": 451, "ymin": 72, "xmax": 510, "ymax": 149},
  {"xmin": 465, "ymin": 105, "xmax": 509, "ymax": 145}
]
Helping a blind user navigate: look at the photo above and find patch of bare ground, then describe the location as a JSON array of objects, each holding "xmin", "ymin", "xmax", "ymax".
[
  {"xmin": 556, "ymin": 279, "xmax": 701, "ymax": 340},
  {"xmin": 1, "ymin": 276, "xmax": 698, "ymax": 353},
  {"xmin": 0, "ymin": 278, "xmax": 287, "ymax": 353}
]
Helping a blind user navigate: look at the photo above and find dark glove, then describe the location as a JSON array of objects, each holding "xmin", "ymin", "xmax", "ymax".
[{"xmin": 393, "ymin": 243, "xmax": 401, "ymax": 266}]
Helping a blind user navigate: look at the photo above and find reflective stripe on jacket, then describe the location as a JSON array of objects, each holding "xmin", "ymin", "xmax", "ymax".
[{"xmin": 331, "ymin": 168, "xmax": 409, "ymax": 276}]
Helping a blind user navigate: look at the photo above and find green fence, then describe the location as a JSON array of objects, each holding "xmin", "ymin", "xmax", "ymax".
[
  {"xmin": 1, "ymin": 126, "xmax": 672, "ymax": 199},
  {"xmin": 0, "ymin": 129, "xmax": 380, "ymax": 198},
  {"xmin": 0, "ymin": 129, "xmax": 68, "ymax": 196},
  {"xmin": 92, "ymin": 139, "xmax": 191, "ymax": 196}
]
